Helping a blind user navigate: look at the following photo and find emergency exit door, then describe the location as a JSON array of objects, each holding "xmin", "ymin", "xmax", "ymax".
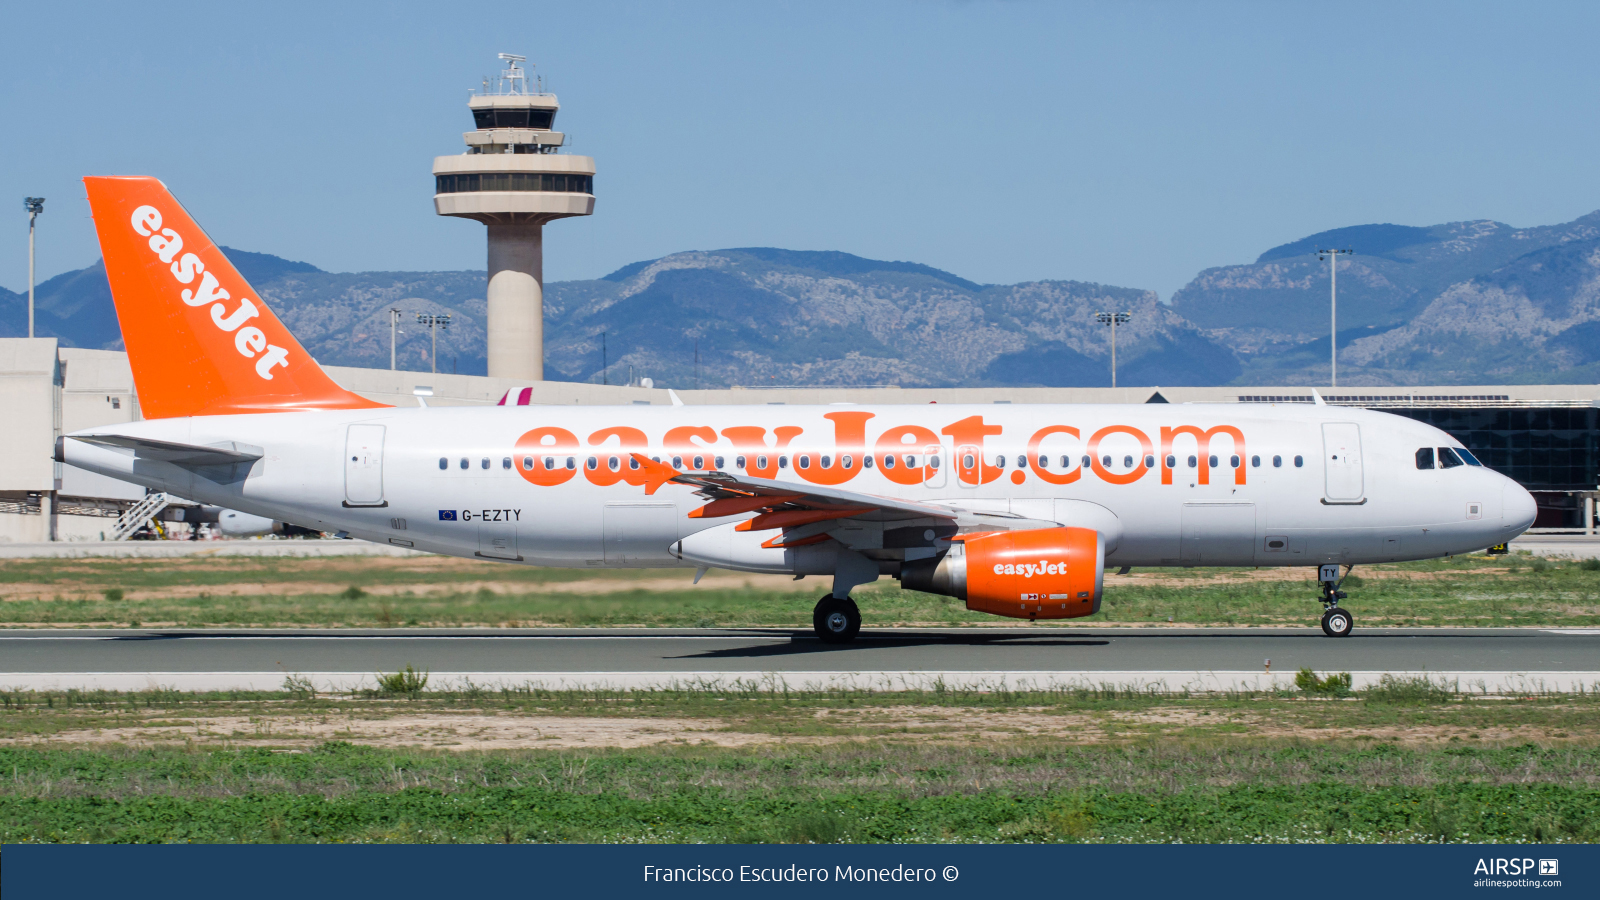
[{"xmin": 343, "ymin": 424, "xmax": 386, "ymax": 507}]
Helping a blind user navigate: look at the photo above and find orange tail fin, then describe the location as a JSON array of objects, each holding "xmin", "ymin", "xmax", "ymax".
[{"xmin": 83, "ymin": 176, "xmax": 388, "ymax": 418}]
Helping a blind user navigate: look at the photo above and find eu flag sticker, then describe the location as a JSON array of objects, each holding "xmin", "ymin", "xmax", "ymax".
[{"xmin": 438, "ymin": 510, "xmax": 457, "ymax": 521}]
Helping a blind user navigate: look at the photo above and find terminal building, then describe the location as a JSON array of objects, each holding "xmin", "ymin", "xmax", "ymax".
[{"xmin": 1, "ymin": 336, "xmax": 1595, "ymax": 541}]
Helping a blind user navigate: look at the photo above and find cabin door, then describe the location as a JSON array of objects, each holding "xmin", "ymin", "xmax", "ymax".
[
  {"xmin": 1322, "ymin": 423, "xmax": 1366, "ymax": 503},
  {"xmin": 343, "ymin": 424, "xmax": 386, "ymax": 507}
]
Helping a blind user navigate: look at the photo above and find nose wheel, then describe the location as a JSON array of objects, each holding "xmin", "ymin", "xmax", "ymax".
[
  {"xmin": 1321, "ymin": 607, "xmax": 1353, "ymax": 637},
  {"xmin": 813, "ymin": 595, "xmax": 861, "ymax": 644},
  {"xmin": 1317, "ymin": 564, "xmax": 1354, "ymax": 638}
]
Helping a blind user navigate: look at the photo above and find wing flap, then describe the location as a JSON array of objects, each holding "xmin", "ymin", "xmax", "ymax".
[{"xmin": 630, "ymin": 453, "xmax": 957, "ymax": 523}]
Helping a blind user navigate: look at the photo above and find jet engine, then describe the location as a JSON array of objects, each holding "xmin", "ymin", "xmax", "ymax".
[
  {"xmin": 900, "ymin": 526, "xmax": 1103, "ymax": 620},
  {"xmin": 207, "ymin": 509, "xmax": 321, "ymax": 538}
]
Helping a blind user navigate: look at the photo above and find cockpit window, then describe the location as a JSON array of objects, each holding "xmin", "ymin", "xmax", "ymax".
[
  {"xmin": 1415, "ymin": 447, "xmax": 1435, "ymax": 469},
  {"xmin": 1456, "ymin": 447, "xmax": 1483, "ymax": 466},
  {"xmin": 1437, "ymin": 447, "xmax": 1464, "ymax": 469}
]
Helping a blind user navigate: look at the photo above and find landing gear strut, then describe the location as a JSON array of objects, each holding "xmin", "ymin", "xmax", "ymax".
[
  {"xmin": 813, "ymin": 594, "xmax": 861, "ymax": 644},
  {"xmin": 1318, "ymin": 564, "xmax": 1354, "ymax": 638}
]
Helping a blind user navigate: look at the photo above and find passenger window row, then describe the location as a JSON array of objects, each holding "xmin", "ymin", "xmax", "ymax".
[
  {"xmin": 444, "ymin": 453, "xmax": 949, "ymax": 472},
  {"xmin": 434, "ymin": 449, "xmax": 1312, "ymax": 475}
]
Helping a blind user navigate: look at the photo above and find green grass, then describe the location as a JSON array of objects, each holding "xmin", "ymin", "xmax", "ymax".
[
  {"xmin": 1, "ymin": 742, "xmax": 1595, "ymax": 843},
  {"xmin": 2, "ymin": 687, "xmax": 1596, "ymax": 843},
  {"xmin": 0, "ymin": 552, "xmax": 1596, "ymax": 628}
]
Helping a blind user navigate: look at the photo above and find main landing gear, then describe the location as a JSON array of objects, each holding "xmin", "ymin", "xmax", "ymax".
[
  {"xmin": 1318, "ymin": 564, "xmax": 1354, "ymax": 638},
  {"xmin": 813, "ymin": 594, "xmax": 861, "ymax": 644}
]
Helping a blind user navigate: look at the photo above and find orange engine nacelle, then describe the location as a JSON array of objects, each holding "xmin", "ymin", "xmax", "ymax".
[{"xmin": 900, "ymin": 527, "xmax": 1104, "ymax": 620}]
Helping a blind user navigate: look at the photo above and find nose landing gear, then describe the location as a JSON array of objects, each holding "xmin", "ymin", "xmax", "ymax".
[
  {"xmin": 813, "ymin": 594, "xmax": 861, "ymax": 644},
  {"xmin": 1318, "ymin": 564, "xmax": 1354, "ymax": 637}
]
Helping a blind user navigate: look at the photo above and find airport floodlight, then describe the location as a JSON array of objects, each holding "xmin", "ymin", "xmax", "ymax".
[
  {"xmin": 1315, "ymin": 248, "xmax": 1354, "ymax": 387},
  {"xmin": 389, "ymin": 308, "xmax": 404, "ymax": 371},
  {"xmin": 1094, "ymin": 311, "xmax": 1133, "ymax": 388},
  {"xmin": 24, "ymin": 197, "xmax": 44, "ymax": 338},
  {"xmin": 416, "ymin": 313, "xmax": 452, "ymax": 374}
]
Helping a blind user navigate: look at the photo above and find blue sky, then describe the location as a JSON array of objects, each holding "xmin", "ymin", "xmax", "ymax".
[{"xmin": 5, "ymin": 1, "xmax": 1600, "ymax": 299}]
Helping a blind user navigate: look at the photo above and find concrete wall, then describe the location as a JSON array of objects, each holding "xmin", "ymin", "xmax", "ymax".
[
  {"xmin": 0, "ymin": 339, "xmax": 59, "ymax": 494},
  {"xmin": 0, "ymin": 341, "xmax": 148, "ymax": 542},
  {"xmin": 58, "ymin": 348, "xmax": 142, "ymax": 501}
]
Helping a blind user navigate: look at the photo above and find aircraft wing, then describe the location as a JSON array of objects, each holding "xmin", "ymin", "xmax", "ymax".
[{"xmin": 629, "ymin": 453, "xmax": 957, "ymax": 525}]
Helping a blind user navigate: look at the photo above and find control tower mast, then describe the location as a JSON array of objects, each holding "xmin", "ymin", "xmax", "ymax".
[{"xmin": 433, "ymin": 54, "xmax": 595, "ymax": 380}]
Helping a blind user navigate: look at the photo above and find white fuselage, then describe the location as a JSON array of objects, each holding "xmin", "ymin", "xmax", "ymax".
[{"xmin": 63, "ymin": 402, "xmax": 1536, "ymax": 571}]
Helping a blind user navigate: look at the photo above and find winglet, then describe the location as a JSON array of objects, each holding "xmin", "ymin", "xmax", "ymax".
[
  {"xmin": 668, "ymin": 389, "xmax": 685, "ymax": 407},
  {"xmin": 630, "ymin": 453, "xmax": 684, "ymax": 495},
  {"xmin": 1312, "ymin": 389, "xmax": 1326, "ymax": 406},
  {"xmin": 83, "ymin": 176, "xmax": 388, "ymax": 418}
]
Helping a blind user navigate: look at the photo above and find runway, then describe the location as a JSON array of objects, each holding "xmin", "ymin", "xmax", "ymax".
[{"xmin": 1, "ymin": 626, "xmax": 1595, "ymax": 693}]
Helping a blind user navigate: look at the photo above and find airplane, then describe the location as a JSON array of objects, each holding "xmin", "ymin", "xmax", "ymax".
[{"xmin": 58, "ymin": 176, "xmax": 1538, "ymax": 642}]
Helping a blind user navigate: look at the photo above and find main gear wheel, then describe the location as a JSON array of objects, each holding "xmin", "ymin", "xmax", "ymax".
[{"xmin": 812, "ymin": 595, "xmax": 861, "ymax": 644}]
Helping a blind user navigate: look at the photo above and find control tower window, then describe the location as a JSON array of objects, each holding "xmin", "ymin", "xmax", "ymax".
[
  {"xmin": 473, "ymin": 108, "xmax": 557, "ymax": 130},
  {"xmin": 436, "ymin": 174, "xmax": 593, "ymax": 195}
]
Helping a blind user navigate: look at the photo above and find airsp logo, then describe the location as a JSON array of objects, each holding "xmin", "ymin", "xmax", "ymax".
[
  {"xmin": 1539, "ymin": 860, "xmax": 1559, "ymax": 876},
  {"xmin": 1473, "ymin": 858, "xmax": 1547, "ymax": 876}
]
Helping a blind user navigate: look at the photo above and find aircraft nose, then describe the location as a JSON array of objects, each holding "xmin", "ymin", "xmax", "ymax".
[{"xmin": 1502, "ymin": 480, "xmax": 1537, "ymax": 534}]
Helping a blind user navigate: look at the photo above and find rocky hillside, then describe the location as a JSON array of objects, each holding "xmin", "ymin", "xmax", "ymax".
[
  {"xmin": 1340, "ymin": 236, "xmax": 1600, "ymax": 384},
  {"xmin": 539, "ymin": 249, "xmax": 1234, "ymax": 388},
  {"xmin": 10, "ymin": 207, "xmax": 1600, "ymax": 387},
  {"xmin": 1169, "ymin": 212, "xmax": 1600, "ymax": 384},
  {"xmin": 1, "ymin": 247, "xmax": 1235, "ymax": 388}
]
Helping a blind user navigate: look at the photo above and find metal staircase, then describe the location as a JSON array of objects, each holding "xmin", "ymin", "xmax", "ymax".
[{"xmin": 111, "ymin": 492, "xmax": 170, "ymax": 541}]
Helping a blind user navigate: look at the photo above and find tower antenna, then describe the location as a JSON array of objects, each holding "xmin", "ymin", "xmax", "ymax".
[{"xmin": 497, "ymin": 53, "xmax": 528, "ymax": 95}]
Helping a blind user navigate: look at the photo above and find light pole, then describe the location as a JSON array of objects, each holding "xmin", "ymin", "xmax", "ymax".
[
  {"xmin": 389, "ymin": 308, "xmax": 402, "ymax": 370},
  {"xmin": 416, "ymin": 313, "xmax": 451, "ymax": 374},
  {"xmin": 1316, "ymin": 247, "xmax": 1353, "ymax": 387},
  {"xmin": 24, "ymin": 198, "xmax": 44, "ymax": 339},
  {"xmin": 1095, "ymin": 311, "xmax": 1131, "ymax": 388}
]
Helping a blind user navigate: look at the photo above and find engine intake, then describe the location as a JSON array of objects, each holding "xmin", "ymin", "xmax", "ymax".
[{"xmin": 900, "ymin": 526, "xmax": 1103, "ymax": 620}]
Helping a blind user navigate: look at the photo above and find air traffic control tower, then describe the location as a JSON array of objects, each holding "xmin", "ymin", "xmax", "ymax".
[{"xmin": 433, "ymin": 54, "xmax": 595, "ymax": 380}]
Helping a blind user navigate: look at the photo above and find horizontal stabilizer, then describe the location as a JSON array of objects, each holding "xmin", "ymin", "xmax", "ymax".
[{"xmin": 66, "ymin": 434, "xmax": 263, "ymax": 468}]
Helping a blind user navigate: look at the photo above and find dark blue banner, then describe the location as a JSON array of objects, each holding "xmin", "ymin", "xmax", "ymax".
[{"xmin": 4, "ymin": 843, "xmax": 1593, "ymax": 899}]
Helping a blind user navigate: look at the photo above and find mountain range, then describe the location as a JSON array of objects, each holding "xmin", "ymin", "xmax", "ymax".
[{"xmin": 7, "ymin": 209, "xmax": 1600, "ymax": 388}]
